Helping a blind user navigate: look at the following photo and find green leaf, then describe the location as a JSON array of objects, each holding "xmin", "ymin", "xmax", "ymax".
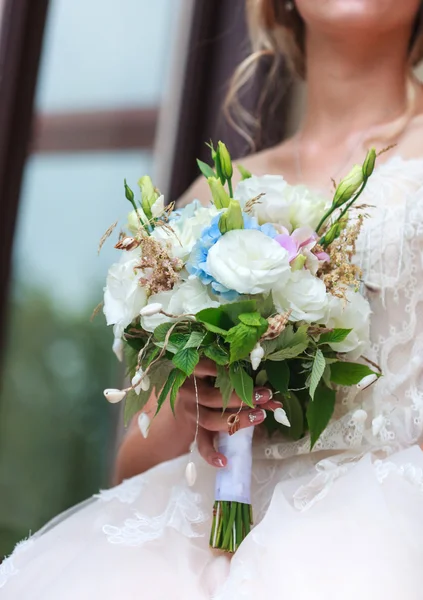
[
  {"xmin": 229, "ymin": 363, "xmax": 254, "ymax": 408},
  {"xmin": 322, "ymin": 364, "xmax": 333, "ymax": 389},
  {"xmin": 153, "ymin": 340, "xmax": 179, "ymax": 354},
  {"xmin": 225, "ymin": 323, "xmax": 261, "ymax": 363},
  {"xmin": 124, "ymin": 344, "xmax": 139, "ymax": 378},
  {"xmin": 215, "ymin": 365, "xmax": 234, "ymax": 410},
  {"xmin": 255, "ymin": 369, "xmax": 268, "ymax": 387},
  {"xmin": 221, "ymin": 300, "xmax": 257, "ymax": 324},
  {"xmin": 238, "ymin": 312, "xmax": 263, "ymax": 327},
  {"xmin": 153, "ymin": 322, "xmax": 174, "ymax": 342},
  {"xmin": 307, "ymin": 386, "xmax": 336, "ymax": 449},
  {"xmin": 204, "ymin": 344, "xmax": 229, "ymax": 365},
  {"xmin": 184, "ymin": 331, "xmax": 205, "ymax": 349},
  {"xmin": 169, "ymin": 333, "xmax": 190, "ymax": 349},
  {"xmin": 197, "ymin": 159, "xmax": 216, "ymax": 179},
  {"xmin": 172, "ymin": 347, "xmax": 200, "ymax": 376},
  {"xmin": 280, "ymin": 393, "xmax": 304, "ymax": 440},
  {"xmin": 169, "ymin": 370, "xmax": 187, "ymax": 414},
  {"xmin": 330, "ymin": 362, "xmax": 378, "ymax": 386},
  {"xmin": 319, "ymin": 328, "xmax": 352, "ymax": 345},
  {"xmin": 144, "ymin": 345, "xmax": 160, "ymax": 367},
  {"xmin": 125, "ymin": 359, "xmax": 173, "ymax": 424},
  {"xmin": 255, "ymin": 292, "xmax": 274, "ymax": 319},
  {"xmin": 124, "ymin": 389, "xmax": 150, "ymax": 425},
  {"xmin": 267, "ymin": 342, "xmax": 309, "ymax": 361},
  {"xmin": 156, "ymin": 369, "xmax": 179, "ymax": 415},
  {"xmin": 266, "ymin": 360, "xmax": 289, "ymax": 395},
  {"xmin": 196, "ymin": 307, "xmax": 232, "ymax": 334},
  {"xmin": 309, "ymin": 349, "xmax": 326, "ymax": 400}
]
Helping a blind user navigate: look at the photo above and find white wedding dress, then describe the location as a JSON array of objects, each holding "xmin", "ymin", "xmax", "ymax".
[{"xmin": 2, "ymin": 156, "xmax": 423, "ymax": 600}]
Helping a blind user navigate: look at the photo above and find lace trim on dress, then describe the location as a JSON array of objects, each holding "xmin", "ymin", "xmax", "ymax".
[
  {"xmin": 0, "ymin": 539, "xmax": 34, "ymax": 589},
  {"xmin": 95, "ymin": 477, "xmax": 144, "ymax": 504},
  {"xmin": 374, "ymin": 460, "xmax": 423, "ymax": 491},
  {"xmin": 102, "ymin": 485, "xmax": 208, "ymax": 546}
]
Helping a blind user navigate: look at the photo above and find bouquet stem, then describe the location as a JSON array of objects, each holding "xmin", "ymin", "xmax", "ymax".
[
  {"xmin": 210, "ymin": 500, "xmax": 253, "ymax": 552},
  {"xmin": 210, "ymin": 428, "xmax": 254, "ymax": 553}
]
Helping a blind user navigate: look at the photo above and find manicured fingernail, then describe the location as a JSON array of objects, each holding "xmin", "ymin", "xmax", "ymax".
[
  {"xmin": 212, "ymin": 456, "xmax": 226, "ymax": 468},
  {"xmin": 248, "ymin": 408, "xmax": 266, "ymax": 424},
  {"xmin": 254, "ymin": 388, "xmax": 273, "ymax": 404}
]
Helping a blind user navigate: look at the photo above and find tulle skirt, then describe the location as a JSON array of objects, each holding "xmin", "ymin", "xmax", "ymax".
[{"xmin": 2, "ymin": 445, "xmax": 423, "ymax": 599}]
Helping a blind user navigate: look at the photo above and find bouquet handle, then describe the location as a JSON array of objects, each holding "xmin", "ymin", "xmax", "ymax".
[{"xmin": 210, "ymin": 427, "xmax": 254, "ymax": 552}]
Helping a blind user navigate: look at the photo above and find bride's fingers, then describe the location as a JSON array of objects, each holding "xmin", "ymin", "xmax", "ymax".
[
  {"xmin": 196, "ymin": 405, "xmax": 267, "ymax": 432},
  {"xmin": 183, "ymin": 379, "xmax": 274, "ymax": 409},
  {"xmin": 197, "ymin": 427, "xmax": 227, "ymax": 468}
]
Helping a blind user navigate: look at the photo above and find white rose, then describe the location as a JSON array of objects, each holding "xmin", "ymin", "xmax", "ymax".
[
  {"xmin": 273, "ymin": 269, "xmax": 328, "ymax": 323},
  {"xmin": 206, "ymin": 229, "xmax": 291, "ymax": 295},
  {"xmin": 324, "ymin": 290, "xmax": 371, "ymax": 359},
  {"xmin": 235, "ymin": 175, "xmax": 291, "ymax": 229},
  {"xmin": 287, "ymin": 186, "xmax": 328, "ymax": 231},
  {"xmin": 152, "ymin": 200, "xmax": 218, "ymax": 261},
  {"xmin": 103, "ymin": 250, "xmax": 147, "ymax": 338},
  {"xmin": 142, "ymin": 277, "xmax": 220, "ymax": 332}
]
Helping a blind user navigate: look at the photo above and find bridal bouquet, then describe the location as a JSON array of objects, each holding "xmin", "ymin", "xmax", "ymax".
[{"xmin": 100, "ymin": 141, "xmax": 380, "ymax": 553}]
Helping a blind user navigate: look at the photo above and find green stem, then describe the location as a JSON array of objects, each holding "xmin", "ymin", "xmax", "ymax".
[
  {"xmin": 222, "ymin": 502, "xmax": 237, "ymax": 549},
  {"xmin": 228, "ymin": 178, "xmax": 234, "ymax": 199},
  {"xmin": 316, "ymin": 179, "xmax": 368, "ymax": 235}
]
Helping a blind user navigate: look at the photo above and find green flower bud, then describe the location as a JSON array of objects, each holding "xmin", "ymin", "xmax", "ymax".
[
  {"xmin": 138, "ymin": 176, "xmax": 159, "ymax": 219},
  {"xmin": 217, "ymin": 141, "xmax": 233, "ymax": 180},
  {"xmin": 333, "ymin": 165, "xmax": 364, "ymax": 208},
  {"xmin": 124, "ymin": 179, "xmax": 135, "ymax": 203},
  {"xmin": 362, "ymin": 148, "xmax": 376, "ymax": 179},
  {"xmin": 218, "ymin": 200, "xmax": 244, "ymax": 234},
  {"xmin": 290, "ymin": 254, "xmax": 307, "ymax": 271},
  {"xmin": 208, "ymin": 177, "xmax": 230, "ymax": 209},
  {"xmin": 237, "ymin": 164, "xmax": 252, "ymax": 181},
  {"xmin": 320, "ymin": 222, "xmax": 341, "ymax": 246}
]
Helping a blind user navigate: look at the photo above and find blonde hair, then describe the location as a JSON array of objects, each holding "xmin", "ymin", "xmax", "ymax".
[{"xmin": 225, "ymin": 0, "xmax": 423, "ymax": 148}]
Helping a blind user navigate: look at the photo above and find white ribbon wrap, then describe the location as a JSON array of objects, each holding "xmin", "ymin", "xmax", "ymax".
[{"xmin": 215, "ymin": 427, "xmax": 254, "ymax": 504}]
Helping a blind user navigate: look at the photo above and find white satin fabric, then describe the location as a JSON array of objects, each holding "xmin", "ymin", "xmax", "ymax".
[{"xmin": 2, "ymin": 156, "xmax": 423, "ymax": 600}]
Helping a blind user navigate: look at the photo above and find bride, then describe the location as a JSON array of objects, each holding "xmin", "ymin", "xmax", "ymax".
[{"xmin": 3, "ymin": 0, "xmax": 423, "ymax": 598}]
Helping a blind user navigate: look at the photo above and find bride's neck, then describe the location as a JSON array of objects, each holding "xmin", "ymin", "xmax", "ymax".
[{"xmin": 300, "ymin": 29, "xmax": 412, "ymax": 143}]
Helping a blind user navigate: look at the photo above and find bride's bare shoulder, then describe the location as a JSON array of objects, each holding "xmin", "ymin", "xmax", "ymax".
[{"xmin": 177, "ymin": 141, "xmax": 294, "ymax": 207}]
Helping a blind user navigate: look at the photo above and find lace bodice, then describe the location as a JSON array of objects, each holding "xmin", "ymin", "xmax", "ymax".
[{"xmin": 256, "ymin": 156, "xmax": 423, "ymax": 461}]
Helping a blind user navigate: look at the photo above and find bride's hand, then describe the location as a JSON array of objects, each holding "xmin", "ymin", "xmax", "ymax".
[{"xmin": 177, "ymin": 358, "xmax": 280, "ymax": 468}]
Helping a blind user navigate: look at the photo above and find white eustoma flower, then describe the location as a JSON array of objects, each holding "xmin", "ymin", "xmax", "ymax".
[
  {"xmin": 287, "ymin": 186, "xmax": 328, "ymax": 231},
  {"xmin": 103, "ymin": 250, "xmax": 147, "ymax": 339},
  {"xmin": 112, "ymin": 337, "xmax": 124, "ymax": 362},
  {"xmin": 235, "ymin": 175, "xmax": 291, "ymax": 229},
  {"xmin": 127, "ymin": 208, "xmax": 149, "ymax": 234},
  {"xmin": 141, "ymin": 277, "xmax": 220, "ymax": 332},
  {"xmin": 235, "ymin": 177, "xmax": 328, "ymax": 233},
  {"xmin": 206, "ymin": 229, "xmax": 291, "ymax": 295},
  {"xmin": 152, "ymin": 200, "xmax": 218, "ymax": 261},
  {"xmin": 324, "ymin": 290, "xmax": 371, "ymax": 359},
  {"xmin": 273, "ymin": 269, "xmax": 328, "ymax": 323},
  {"xmin": 151, "ymin": 194, "xmax": 165, "ymax": 218}
]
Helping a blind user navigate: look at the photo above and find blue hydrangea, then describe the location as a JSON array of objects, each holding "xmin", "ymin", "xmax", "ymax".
[{"xmin": 186, "ymin": 213, "xmax": 276, "ymax": 300}]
